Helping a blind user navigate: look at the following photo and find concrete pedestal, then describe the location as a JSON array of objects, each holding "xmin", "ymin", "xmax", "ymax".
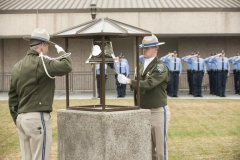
[{"xmin": 57, "ymin": 109, "xmax": 151, "ymax": 160}]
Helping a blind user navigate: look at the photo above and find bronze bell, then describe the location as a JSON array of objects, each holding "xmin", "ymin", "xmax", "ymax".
[{"xmin": 85, "ymin": 40, "xmax": 117, "ymax": 64}]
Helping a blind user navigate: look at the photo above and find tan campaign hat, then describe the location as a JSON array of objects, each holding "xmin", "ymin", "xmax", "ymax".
[
  {"xmin": 23, "ymin": 28, "xmax": 55, "ymax": 46},
  {"xmin": 139, "ymin": 34, "xmax": 165, "ymax": 48}
]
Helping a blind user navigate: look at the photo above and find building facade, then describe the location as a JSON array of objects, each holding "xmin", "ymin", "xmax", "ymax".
[{"xmin": 1, "ymin": 0, "xmax": 240, "ymax": 91}]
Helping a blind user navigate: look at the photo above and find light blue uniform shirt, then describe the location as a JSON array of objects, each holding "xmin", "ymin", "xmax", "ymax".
[
  {"xmin": 160, "ymin": 55, "xmax": 182, "ymax": 73},
  {"xmin": 233, "ymin": 57, "xmax": 240, "ymax": 70},
  {"xmin": 96, "ymin": 64, "xmax": 107, "ymax": 75},
  {"xmin": 139, "ymin": 55, "xmax": 145, "ymax": 64},
  {"xmin": 229, "ymin": 57, "xmax": 238, "ymax": 70},
  {"xmin": 181, "ymin": 56, "xmax": 193, "ymax": 70},
  {"xmin": 204, "ymin": 56, "xmax": 217, "ymax": 70},
  {"xmin": 184, "ymin": 56, "xmax": 207, "ymax": 73},
  {"xmin": 160, "ymin": 56, "xmax": 170, "ymax": 69},
  {"xmin": 114, "ymin": 60, "xmax": 130, "ymax": 76},
  {"xmin": 209, "ymin": 56, "xmax": 230, "ymax": 72}
]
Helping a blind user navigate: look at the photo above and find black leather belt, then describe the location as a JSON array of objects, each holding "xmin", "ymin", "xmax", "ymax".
[
  {"xmin": 170, "ymin": 71, "xmax": 180, "ymax": 73},
  {"xmin": 192, "ymin": 70, "xmax": 203, "ymax": 73},
  {"xmin": 217, "ymin": 70, "xmax": 228, "ymax": 72}
]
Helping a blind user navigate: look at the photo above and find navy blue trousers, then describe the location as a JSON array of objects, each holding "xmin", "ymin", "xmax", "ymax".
[
  {"xmin": 169, "ymin": 72, "xmax": 179, "ymax": 96},
  {"xmin": 193, "ymin": 71, "xmax": 203, "ymax": 96},
  {"xmin": 217, "ymin": 71, "xmax": 228, "ymax": 96},
  {"xmin": 115, "ymin": 73, "xmax": 126, "ymax": 97}
]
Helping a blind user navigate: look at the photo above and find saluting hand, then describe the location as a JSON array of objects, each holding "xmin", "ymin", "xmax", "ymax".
[{"xmin": 55, "ymin": 45, "xmax": 65, "ymax": 53}]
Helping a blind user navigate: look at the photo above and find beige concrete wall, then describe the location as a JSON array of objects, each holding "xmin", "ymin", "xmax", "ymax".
[
  {"xmin": 2, "ymin": 36, "xmax": 239, "ymax": 73},
  {"xmin": 1, "ymin": 12, "xmax": 240, "ymax": 37},
  {"xmin": 0, "ymin": 39, "xmax": 3, "ymax": 72}
]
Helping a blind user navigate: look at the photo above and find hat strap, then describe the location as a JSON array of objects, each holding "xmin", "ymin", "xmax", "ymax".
[{"xmin": 29, "ymin": 41, "xmax": 43, "ymax": 47}]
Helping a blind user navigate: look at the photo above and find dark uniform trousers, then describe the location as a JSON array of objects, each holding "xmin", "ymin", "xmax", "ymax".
[
  {"xmin": 187, "ymin": 70, "xmax": 193, "ymax": 94},
  {"xmin": 214, "ymin": 71, "xmax": 219, "ymax": 95},
  {"xmin": 169, "ymin": 71, "xmax": 180, "ymax": 96},
  {"xmin": 208, "ymin": 70, "xmax": 214, "ymax": 94},
  {"xmin": 115, "ymin": 73, "xmax": 126, "ymax": 97},
  {"xmin": 233, "ymin": 70, "xmax": 239, "ymax": 94},
  {"xmin": 193, "ymin": 70, "xmax": 204, "ymax": 96},
  {"xmin": 235, "ymin": 70, "xmax": 240, "ymax": 94},
  {"xmin": 217, "ymin": 70, "xmax": 228, "ymax": 96}
]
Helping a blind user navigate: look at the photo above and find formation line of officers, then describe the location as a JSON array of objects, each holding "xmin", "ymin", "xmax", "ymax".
[{"xmin": 139, "ymin": 50, "xmax": 240, "ymax": 97}]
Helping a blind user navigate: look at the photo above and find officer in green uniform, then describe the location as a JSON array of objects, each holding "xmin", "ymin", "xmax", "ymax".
[
  {"xmin": 8, "ymin": 28, "xmax": 72, "ymax": 160},
  {"xmin": 118, "ymin": 34, "xmax": 171, "ymax": 160}
]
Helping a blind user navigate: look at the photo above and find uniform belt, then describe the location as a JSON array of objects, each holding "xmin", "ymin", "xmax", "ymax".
[
  {"xmin": 170, "ymin": 71, "xmax": 180, "ymax": 73},
  {"xmin": 19, "ymin": 111, "xmax": 50, "ymax": 114},
  {"xmin": 192, "ymin": 70, "xmax": 203, "ymax": 72},
  {"xmin": 217, "ymin": 70, "xmax": 228, "ymax": 72}
]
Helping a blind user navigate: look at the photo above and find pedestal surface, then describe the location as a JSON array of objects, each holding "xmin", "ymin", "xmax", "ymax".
[{"xmin": 57, "ymin": 109, "xmax": 151, "ymax": 160}]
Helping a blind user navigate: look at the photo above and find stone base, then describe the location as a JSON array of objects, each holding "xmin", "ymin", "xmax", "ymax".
[{"xmin": 57, "ymin": 109, "xmax": 151, "ymax": 160}]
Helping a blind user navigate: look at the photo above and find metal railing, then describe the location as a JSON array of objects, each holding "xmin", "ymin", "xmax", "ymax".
[{"xmin": 0, "ymin": 71, "xmax": 234, "ymax": 92}]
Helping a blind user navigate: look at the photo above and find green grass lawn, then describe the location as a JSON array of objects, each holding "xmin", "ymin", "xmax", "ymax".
[{"xmin": 0, "ymin": 99, "xmax": 240, "ymax": 160}]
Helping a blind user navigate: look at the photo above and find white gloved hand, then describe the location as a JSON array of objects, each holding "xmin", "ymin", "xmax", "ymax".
[
  {"xmin": 117, "ymin": 74, "xmax": 129, "ymax": 84},
  {"xmin": 55, "ymin": 45, "xmax": 64, "ymax": 53}
]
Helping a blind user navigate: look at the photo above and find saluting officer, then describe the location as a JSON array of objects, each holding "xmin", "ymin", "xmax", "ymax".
[
  {"xmin": 161, "ymin": 51, "xmax": 182, "ymax": 97},
  {"xmin": 8, "ymin": 28, "xmax": 72, "ymax": 160},
  {"xmin": 232, "ymin": 54, "xmax": 240, "ymax": 94},
  {"xmin": 182, "ymin": 52, "xmax": 194, "ymax": 95},
  {"xmin": 139, "ymin": 55, "xmax": 145, "ymax": 64},
  {"xmin": 209, "ymin": 51, "xmax": 230, "ymax": 97},
  {"xmin": 114, "ymin": 54, "xmax": 130, "ymax": 97},
  {"xmin": 204, "ymin": 53, "xmax": 217, "ymax": 95},
  {"xmin": 184, "ymin": 52, "xmax": 206, "ymax": 97},
  {"xmin": 160, "ymin": 52, "xmax": 171, "ymax": 95},
  {"xmin": 229, "ymin": 54, "xmax": 240, "ymax": 94}
]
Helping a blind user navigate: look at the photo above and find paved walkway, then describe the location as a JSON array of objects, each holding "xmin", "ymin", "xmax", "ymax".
[{"xmin": 1, "ymin": 90, "xmax": 239, "ymax": 101}]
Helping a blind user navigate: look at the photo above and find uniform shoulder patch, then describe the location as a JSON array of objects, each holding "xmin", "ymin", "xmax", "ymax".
[{"xmin": 157, "ymin": 64, "xmax": 164, "ymax": 73}]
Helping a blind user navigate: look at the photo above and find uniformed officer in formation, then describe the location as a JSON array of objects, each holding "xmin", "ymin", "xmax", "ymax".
[
  {"xmin": 161, "ymin": 51, "xmax": 182, "ymax": 97},
  {"xmin": 183, "ymin": 52, "xmax": 206, "ymax": 97},
  {"xmin": 209, "ymin": 51, "xmax": 230, "ymax": 97},
  {"xmin": 114, "ymin": 54, "xmax": 130, "ymax": 97},
  {"xmin": 139, "ymin": 55, "xmax": 145, "ymax": 64},
  {"xmin": 161, "ymin": 52, "xmax": 171, "ymax": 95},
  {"xmin": 182, "ymin": 52, "xmax": 194, "ymax": 95},
  {"xmin": 232, "ymin": 54, "xmax": 240, "ymax": 94},
  {"xmin": 117, "ymin": 34, "xmax": 171, "ymax": 160},
  {"xmin": 95, "ymin": 63, "xmax": 108, "ymax": 98},
  {"xmin": 8, "ymin": 28, "xmax": 73, "ymax": 160},
  {"xmin": 229, "ymin": 54, "xmax": 240, "ymax": 94},
  {"xmin": 204, "ymin": 53, "xmax": 217, "ymax": 95}
]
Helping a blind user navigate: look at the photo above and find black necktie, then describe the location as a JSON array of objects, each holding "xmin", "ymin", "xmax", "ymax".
[
  {"xmin": 197, "ymin": 58, "xmax": 200, "ymax": 71},
  {"xmin": 120, "ymin": 62, "xmax": 121, "ymax": 74},
  {"xmin": 174, "ymin": 58, "xmax": 176, "ymax": 70},
  {"xmin": 222, "ymin": 57, "xmax": 224, "ymax": 70}
]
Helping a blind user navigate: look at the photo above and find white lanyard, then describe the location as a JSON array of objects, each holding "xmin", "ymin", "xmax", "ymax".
[{"xmin": 39, "ymin": 52, "xmax": 71, "ymax": 79}]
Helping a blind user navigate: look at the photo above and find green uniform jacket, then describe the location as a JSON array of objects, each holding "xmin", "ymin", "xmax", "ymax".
[
  {"xmin": 8, "ymin": 50, "xmax": 72, "ymax": 123},
  {"xmin": 131, "ymin": 57, "xmax": 170, "ymax": 109}
]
